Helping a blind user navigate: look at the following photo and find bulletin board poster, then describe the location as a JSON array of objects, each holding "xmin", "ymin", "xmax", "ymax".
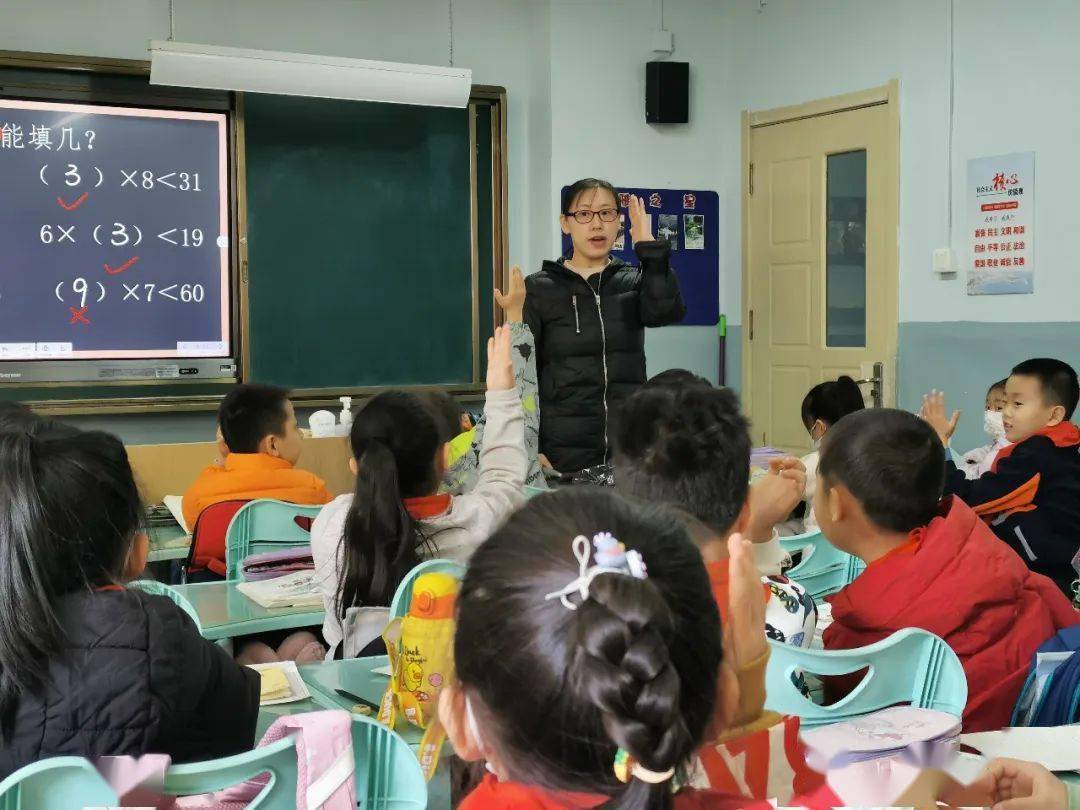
[
  {"xmin": 966, "ymin": 151, "xmax": 1034, "ymax": 296},
  {"xmin": 559, "ymin": 186, "xmax": 719, "ymax": 325}
]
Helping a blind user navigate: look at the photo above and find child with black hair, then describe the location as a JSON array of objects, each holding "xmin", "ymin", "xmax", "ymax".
[
  {"xmin": 959, "ymin": 377, "xmax": 1010, "ymax": 479},
  {"xmin": 818, "ymin": 408, "xmax": 1079, "ymax": 731},
  {"xmin": 0, "ymin": 422, "xmax": 259, "ymax": 779},
  {"xmin": 923, "ymin": 357, "xmax": 1080, "ymax": 594},
  {"xmin": 182, "ymin": 382, "xmax": 332, "ymax": 529},
  {"xmin": 311, "ymin": 326, "xmax": 526, "ymax": 658},
  {"xmin": 794, "ymin": 375, "xmax": 865, "ymax": 532},
  {"xmin": 438, "ymin": 487, "xmax": 838, "ymax": 809},
  {"xmin": 615, "ymin": 382, "xmax": 817, "ymax": 653}
]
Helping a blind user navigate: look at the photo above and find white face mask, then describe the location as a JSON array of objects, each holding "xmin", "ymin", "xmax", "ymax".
[{"xmin": 983, "ymin": 409, "xmax": 1007, "ymax": 441}]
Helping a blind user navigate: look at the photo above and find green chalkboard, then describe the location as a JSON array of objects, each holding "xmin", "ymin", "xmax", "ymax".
[{"xmin": 243, "ymin": 94, "xmax": 476, "ymax": 390}]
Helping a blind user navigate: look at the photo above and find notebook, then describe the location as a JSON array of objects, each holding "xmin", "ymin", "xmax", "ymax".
[{"xmin": 236, "ymin": 570, "xmax": 324, "ymax": 609}]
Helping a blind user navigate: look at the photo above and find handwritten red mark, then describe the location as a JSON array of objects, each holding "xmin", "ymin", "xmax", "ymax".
[
  {"xmin": 68, "ymin": 306, "xmax": 90, "ymax": 325},
  {"xmin": 56, "ymin": 192, "xmax": 90, "ymax": 211},
  {"xmin": 104, "ymin": 256, "xmax": 139, "ymax": 275}
]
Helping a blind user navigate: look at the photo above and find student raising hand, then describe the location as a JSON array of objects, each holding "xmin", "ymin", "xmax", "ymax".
[
  {"xmin": 627, "ymin": 194, "xmax": 654, "ymax": 245},
  {"xmin": 486, "ymin": 325, "xmax": 514, "ymax": 392},
  {"xmin": 920, "ymin": 389, "xmax": 961, "ymax": 446},
  {"xmin": 494, "ymin": 266, "xmax": 526, "ymax": 323}
]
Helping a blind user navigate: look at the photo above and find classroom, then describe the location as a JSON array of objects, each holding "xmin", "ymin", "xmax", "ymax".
[{"xmin": 0, "ymin": 1, "xmax": 1079, "ymax": 807}]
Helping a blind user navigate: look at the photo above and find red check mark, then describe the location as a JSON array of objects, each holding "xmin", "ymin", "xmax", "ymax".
[
  {"xmin": 104, "ymin": 256, "xmax": 139, "ymax": 275},
  {"xmin": 57, "ymin": 192, "xmax": 90, "ymax": 211}
]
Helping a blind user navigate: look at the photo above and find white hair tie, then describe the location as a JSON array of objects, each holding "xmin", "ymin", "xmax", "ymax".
[{"xmin": 544, "ymin": 533, "xmax": 648, "ymax": 611}]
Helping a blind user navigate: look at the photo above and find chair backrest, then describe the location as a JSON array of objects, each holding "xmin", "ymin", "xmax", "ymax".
[
  {"xmin": 129, "ymin": 579, "xmax": 203, "ymax": 634},
  {"xmin": 0, "ymin": 758, "xmax": 118, "ymax": 809},
  {"xmin": 764, "ymin": 627, "xmax": 968, "ymax": 727},
  {"xmin": 780, "ymin": 529, "xmax": 862, "ymax": 600},
  {"xmin": 389, "ymin": 558, "xmax": 467, "ymax": 620},
  {"xmin": 225, "ymin": 499, "xmax": 324, "ymax": 581},
  {"xmin": 164, "ymin": 736, "xmax": 298, "ymax": 809},
  {"xmin": 186, "ymin": 498, "xmax": 250, "ymax": 579},
  {"xmin": 350, "ymin": 713, "xmax": 427, "ymax": 807}
]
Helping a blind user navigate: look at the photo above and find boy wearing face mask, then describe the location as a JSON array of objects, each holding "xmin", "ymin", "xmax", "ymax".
[{"xmin": 960, "ymin": 379, "xmax": 1010, "ymax": 479}]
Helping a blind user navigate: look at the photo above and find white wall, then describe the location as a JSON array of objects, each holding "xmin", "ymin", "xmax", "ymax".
[
  {"xmin": 548, "ymin": 0, "xmax": 732, "ymax": 382},
  {"xmin": 0, "ymin": 0, "xmax": 555, "ymax": 278},
  {"xmin": 725, "ymin": 0, "xmax": 1080, "ymax": 325}
]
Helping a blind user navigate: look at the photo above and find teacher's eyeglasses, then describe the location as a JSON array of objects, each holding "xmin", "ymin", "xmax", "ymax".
[{"xmin": 567, "ymin": 208, "xmax": 619, "ymax": 224}]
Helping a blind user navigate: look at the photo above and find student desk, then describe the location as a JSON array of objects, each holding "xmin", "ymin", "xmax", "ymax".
[
  {"xmin": 254, "ymin": 657, "xmax": 451, "ymax": 808},
  {"xmin": 160, "ymin": 580, "xmax": 325, "ymax": 641},
  {"xmin": 147, "ymin": 522, "xmax": 191, "ymax": 563}
]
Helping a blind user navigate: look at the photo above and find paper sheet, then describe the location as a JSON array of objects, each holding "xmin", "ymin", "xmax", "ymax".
[
  {"xmin": 961, "ymin": 727, "xmax": 1080, "ymax": 773},
  {"xmin": 162, "ymin": 495, "xmax": 189, "ymax": 534}
]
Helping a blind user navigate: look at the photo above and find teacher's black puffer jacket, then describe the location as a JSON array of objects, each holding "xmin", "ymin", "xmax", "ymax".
[{"xmin": 524, "ymin": 239, "xmax": 686, "ymax": 474}]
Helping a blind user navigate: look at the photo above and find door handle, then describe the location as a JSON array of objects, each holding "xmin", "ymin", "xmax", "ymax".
[{"xmin": 855, "ymin": 361, "xmax": 884, "ymax": 408}]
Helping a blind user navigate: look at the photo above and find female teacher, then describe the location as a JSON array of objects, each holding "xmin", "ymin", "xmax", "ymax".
[{"xmin": 521, "ymin": 178, "xmax": 686, "ymax": 474}]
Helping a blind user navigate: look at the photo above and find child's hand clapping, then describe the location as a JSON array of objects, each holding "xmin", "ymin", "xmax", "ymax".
[
  {"xmin": 486, "ymin": 325, "xmax": 514, "ymax": 392},
  {"xmin": 745, "ymin": 456, "xmax": 805, "ymax": 541},
  {"xmin": 920, "ymin": 389, "xmax": 961, "ymax": 446}
]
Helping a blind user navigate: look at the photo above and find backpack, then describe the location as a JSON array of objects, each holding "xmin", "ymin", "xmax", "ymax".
[{"xmin": 1011, "ymin": 625, "xmax": 1080, "ymax": 727}]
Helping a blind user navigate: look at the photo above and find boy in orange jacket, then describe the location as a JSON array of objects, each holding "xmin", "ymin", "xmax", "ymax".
[{"xmin": 182, "ymin": 383, "xmax": 332, "ymax": 529}]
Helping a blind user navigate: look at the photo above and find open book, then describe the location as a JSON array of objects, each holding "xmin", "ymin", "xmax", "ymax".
[{"xmin": 236, "ymin": 570, "xmax": 324, "ymax": 609}]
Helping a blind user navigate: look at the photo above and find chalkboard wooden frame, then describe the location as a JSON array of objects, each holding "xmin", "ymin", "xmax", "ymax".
[{"xmin": 0, "ymin": 50, "xmax": 509, "ymax": 415}]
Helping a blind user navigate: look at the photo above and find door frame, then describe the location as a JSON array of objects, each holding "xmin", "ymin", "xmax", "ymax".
[{"xmin": 740, "ymin": 80, "xmax": 901, "ymax": 418}]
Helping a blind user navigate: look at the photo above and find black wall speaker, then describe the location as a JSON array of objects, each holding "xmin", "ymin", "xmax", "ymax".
[{"xmin": 646, "ymin": 61, "xmax": 689, "ymax": 124}]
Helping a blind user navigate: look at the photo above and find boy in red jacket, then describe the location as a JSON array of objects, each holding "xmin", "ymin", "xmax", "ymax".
[{"xmin": 816, "ymin": 408, "xmax": 1079, "ymax": 732}]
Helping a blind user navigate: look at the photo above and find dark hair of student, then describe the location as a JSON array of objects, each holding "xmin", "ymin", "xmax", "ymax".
[
  {"xmin": 819, "ymin": 408, "xmax": 945, "ymax": 534},
  {"xmin": 455, "ymin": 488, "xmax": 721, "ymax": 809},
  {"xmin": 218, "ymin": 383, "xmax": 291, "ymax": 453},
  {"xmin": 987, "ymin": 378, "xmax": 1008, "ymax": 397},
  {"xmin": 614, "ymin": 385, "xmax": 751, "ymax": 535},
  {"xmin": 561, "ymin": 178, "xmax": 619, "ymax": 216},
  {"xmin": 0, "ymin": 401, "xmax": 40, "ymax": 434},
  {"xmin": 642, "ymin": 368, "xmax": 712, "ymax": 392},
  {"xmin": 336, "ymin": 391, "xmax": 440, "ymax": 615},
  {"xmin": 417, "ymin": 390, "xmax": 467, "ymax": 444},
  {"xmin": 800, "ymin": 375, "xmax": 866, "ymax": 430},
  {"xmin": 1011, "ymin": 358, "xmax": 1080, "ymax": 420},
  {"xmin": 0, "ymin": 424, "xmax": 143, "ymax": 738}
]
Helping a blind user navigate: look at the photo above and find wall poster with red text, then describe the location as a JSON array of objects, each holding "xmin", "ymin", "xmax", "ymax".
[{"xmin": 967, "ymin": 151, "xmax": 1034, "ymax": 295}]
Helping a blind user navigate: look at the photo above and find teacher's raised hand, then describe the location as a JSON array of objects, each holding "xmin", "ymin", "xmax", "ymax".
[{"xmin": 628, "ymin": 194, "xmax": 654, "ymax": 246}]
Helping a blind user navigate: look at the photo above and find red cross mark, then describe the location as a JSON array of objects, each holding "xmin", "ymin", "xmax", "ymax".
[{"xmin": 68, "ymin": 306, "xmax": 90, "ymax": 325}]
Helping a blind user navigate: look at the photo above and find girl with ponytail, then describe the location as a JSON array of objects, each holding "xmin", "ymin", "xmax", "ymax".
[
  {"xmin": 311, "ymin": 326, "xmax": 527, "ymax": 658},
  {"xmin": 439, "ymin": 488, "xmax": 839, "ymax": 809}
]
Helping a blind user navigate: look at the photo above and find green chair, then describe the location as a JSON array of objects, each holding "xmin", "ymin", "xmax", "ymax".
[
  {"xmin": 389, "ymin": 558, "xmax": 467, "ymax": 620},
  {"xmin": 166, "ymin": 713, "xmax": 426, "ymax": 808},
  {"xmin": 764, "ymin": 627, "xmax": 968, "ymax": 727},
  {"xmin": 0, "ymin": 758, "xmax": 119, "ymax": 809},
  {"xmin": 130, "ymin": 578, "xmax": 204, "ymax": 634},
  {"xmin": 780, "ymin": 529, "xmax": 862, "ymax": 600},
  {"xmin": 225, "ymin": 499, "xmax": 325, "ymax": 580}
]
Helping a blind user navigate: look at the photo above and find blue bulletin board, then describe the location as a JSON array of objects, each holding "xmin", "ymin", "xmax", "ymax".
[{"xmin": 560, "ymin": 186, "xmax": 719, "ymax": 326}]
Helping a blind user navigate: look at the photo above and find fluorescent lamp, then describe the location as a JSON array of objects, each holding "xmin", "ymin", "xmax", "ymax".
[{"xmin": 149, "ymin": 41, "xmax": 472, "ymax": 108}]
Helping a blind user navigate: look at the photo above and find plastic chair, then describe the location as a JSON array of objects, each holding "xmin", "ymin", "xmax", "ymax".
[
  {"xmin": 165, "ymin": 736, "xmax": 298, "ymax": 809},
  {"xmin": 764, "ymin": 627, "xmax": 968, "ymax": 727},
  {"xmin": 130, "ymin": 578, "xmax": 203, "ymax": 634},
  {"xmin": 165, "ymin": 713, "xmax": 425, "ymax": 809},
  {"xmin": 225, "ymin": 499, "xmax": 325, "ymax": 580},
  {"xmin": 780, "ymin": 529, "xmax": 861, "ymax": 600},
  {"xmin": 389, "ymin": 558, "xmax": 467, "ymax": 620},
  {"xmin": 185, "ymin": 498, "xmax": 250, "ymax": 581},
  {"xmin": 0, "ymin": 757, "xmax": 119, "ymax": 809}
]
